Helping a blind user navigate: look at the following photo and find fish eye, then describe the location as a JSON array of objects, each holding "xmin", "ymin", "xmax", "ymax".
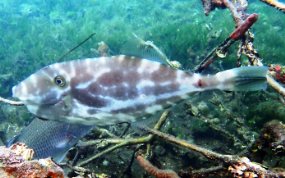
[{"xmin": 54, "ymin": 75, "xmax": 66, "ymax": 87}]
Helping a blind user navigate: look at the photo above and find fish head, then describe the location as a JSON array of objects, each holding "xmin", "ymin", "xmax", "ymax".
[{"xmin": 12, "ymin": 63, "xmax": 72, "ymax": 119}]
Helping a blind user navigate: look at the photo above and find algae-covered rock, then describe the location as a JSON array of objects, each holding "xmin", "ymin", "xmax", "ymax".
[
  {"xmin": 0, "ymin": 143, "xmax": 64, "ymax": 178},
  {"xmin": 250, "ymin": 120, "xmax": 285, "ymax": 168},
  {"xmin": 246, "ymin": 100, "xmax": 285, "ymax": 127}
]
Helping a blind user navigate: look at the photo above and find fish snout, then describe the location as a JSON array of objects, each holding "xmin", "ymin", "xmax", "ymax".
[
  {"xmin": 12, "ymin": 83, "xmax": 29, "ymax": 101},
  {"xmin": 12, "ymin": 85, "xmax": 19, "ymax": 98}
]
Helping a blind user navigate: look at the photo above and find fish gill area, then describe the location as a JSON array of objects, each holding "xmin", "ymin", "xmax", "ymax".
[{"xmin": 0, "ymin": 0, "xmax": 285, "ymax": 177}]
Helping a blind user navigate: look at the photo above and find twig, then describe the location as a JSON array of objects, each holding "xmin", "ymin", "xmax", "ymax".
[
  {"xmin": 191, "ymin": 165, "xmax": 225, "ymax": 175},
  {"xmin": 118, "ymin": 122, "xmax": 131, "ymax": 137},
  {"xmin": 132, "ymin": 33, "xmax": 181, "ymax": 69},
  {"xmin": 221, "ymin": 0, "xmax": 264, "ymax": 66},
  {"xmin": 229, "ymin": 14, "xmax": 258, "ymax": 40},
  {"xmin": 0, "ymin": 96, "xmax": 24, "ymax": 106},
  {"xmin": 141, "ymin": 126, "xmax": 233, "ymax": 161},
  {"xmin": 58, "ymin": 162, "xmax": 107, "ymax": 177},
  {"xmin": 267, "ymin": 74, "xmax": 285, "ymax": 97},
  {"xmin": 180, "ymin": 165, "xmax": 226, "ymax": 177},
  {"xmin": 77, "ymin": 138, "xmax": 125, "ymax": 148},
  {"xmin": 77, "ymin": 111, "xmax": 170, "ymax": 167},
  {"xmin": 58, "ymin": 162, "xmax": 92, "ymax": 174},
  {"xmin": 96, "ymin": 128, "xmax": 118, "ymax": 138},
  {"xmin": 200, "ymin": 0, "xmax": 226, "ymax": 15},
  {"xmin": 240, "ymin": 32, "xmax": 264, "ymax": 66},
  {"xmin": 222, "ymin": 0, "xmax": 244, "ymax": 25},
  {"xmin": 194, "ymin": 13, "xmax": 258, "ymax": 73},
  {"xmin": 260, "ymin": 0, "xmax": 285, "ymax": 13},
  {"xmin": 136, "ymin": 155, "xmax": 180, "ymax": 178},
  {"xmin": 141, "ymin": 127, "xmax": 285, "ymax": 177},
  {"xmin": 223, "ymin": 1, "xmax": 285, "ymax": 96},
  {"xmin": 121, "ymin": 150, "xmax": 137, "ymax": 177},
  {"xmin": 57, "ymin": 32, "xmax": 96, "ymax": 62}
]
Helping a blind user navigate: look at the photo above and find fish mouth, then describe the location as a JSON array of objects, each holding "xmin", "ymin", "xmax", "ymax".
[
  {"xmin": 12, "ymin": 85, "xmax": 19, "ymax": 98},
  {"xmin": 11, "ymin": 85, "xmax": 37, "ymax": 105},
  {"xmin": 12, "ymin": 85, "xmax": 62, "ymax": 106},
  {"xmin": 12, "ymin": 85, "xmax": 29, "ymax": 102}
]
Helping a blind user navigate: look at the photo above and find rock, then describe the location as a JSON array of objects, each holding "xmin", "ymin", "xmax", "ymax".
[{"xmin": 0, "ymin": 143, "xmax": 64, "ymax": 178}]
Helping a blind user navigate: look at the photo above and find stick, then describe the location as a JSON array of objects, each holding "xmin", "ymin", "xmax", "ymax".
[
  {"xmin": 267, "ymin": 74, "xmax": 285, "ymax": 97},
  {"xmin": 141, "ymin": 127, "xmax": 285, "ymax": 177},
  {"xmin": 195, "ymin": 0, "xmax": 261, "ymax": 73},
  {"xmin": 229, "ymin": 14, "xmax": 258, "ymax": 40},
  {"xmin": 57, "ymin": 32, "xmax": 96, "ymax": 61},
  {"xmin": 260, "ymin": 0, "xmax": 285, "ymax": 13},
  {"xmin": 132, "ymin": 33, "xmax": 181, "ymax": 69},
  {"xmin": 141, "ymin": 126, "xmax": 233, "ymax": 161},
  {"xmin": 0, "ymin": 96, "xmax": 24, "ymax": 106},
  {"xmin": 194, "ymin": 13, "xmax": 258, "ymax": 73},
  {"xmin": 194, "ymin": 38, "xmax": 233, "ymax": 73},
  {"xmin": 77, "ymin": 111, "xmax": 169, "ymax": 167},
  {"xmin": 222, "ymin": 0, "xmax": 244, "ymax": 25}
]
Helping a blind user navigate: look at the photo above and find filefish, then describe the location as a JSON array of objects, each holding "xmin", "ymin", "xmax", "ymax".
[
  {"xmin": 8, "ymin": 118, "xmax": 93, "ymax": 162},
  {"xmin": 12, "ymin": 55, "xmax": 267, "ymax": 125}
]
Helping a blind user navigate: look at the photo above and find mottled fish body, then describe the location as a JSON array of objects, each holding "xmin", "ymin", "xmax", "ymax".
[
  {"xmin": 12, "ymin": 55, "xmax": 267, "ymax": 125},
  {"xmin": 8, "ymin": 118, "xmax": 92, "ymax": 162}
]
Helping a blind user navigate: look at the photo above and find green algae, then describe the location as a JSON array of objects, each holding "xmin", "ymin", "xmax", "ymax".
[
  {"xmin": 0, "ymin": 0, "xmax": 283, "ymax": 84},
  {"xmin": 247, "ymin": 100, "xmax": 285, "ymax": 127}
]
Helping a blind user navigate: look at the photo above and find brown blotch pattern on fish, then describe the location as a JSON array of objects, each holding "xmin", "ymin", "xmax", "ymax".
[
  {"xmin": 59, "ymin": 62, "xmax": 73, "ymax": 75},
  {"xmin": 70, "ymin": 73, "xmax": 94, "ymax": 89},
  {"xmin": 71, "ymin": 88, "xmax": 108, "ymax": 107},
  {"xmin": 123, "ymin": 70, "xmax": 141, "ymax": 85},
  {"xmin": 88, "ymin": 82, "xmax": 103, "ymax": 94},
  {"xmin": 151, "ymin": 65, "xmax": 177, "ymax": 82},
  {"xmin": 116, "ymin": 56, "xmax": 142, "ymax": 69},
  {"xmin": 41, "ymin": 66, "xmax": 58, "ymax": 78},
  {"xmin": 141, "ymin": 83, "xmax": 179, "ymax": 96},
  {"xmin": 106, "ymin": 85, "xmax": 138, "ymax": 100},
  {"xmin": 97, "ymin": 71, "xmax": 124, "ymax": 86},
  {"xmin": 68, "ymin": 56, "xmax": 185, "ymax": 111},
  {"xmin": 74, "ymin": 60, "xmax": 90, "ymax": 74},
  {"xmin": 154, "ymin": 83, "xmax": 179, "ymax": 95},
  {"xmin": 69, "ymin": 64, "xmax": 104, "ymax": 106}
]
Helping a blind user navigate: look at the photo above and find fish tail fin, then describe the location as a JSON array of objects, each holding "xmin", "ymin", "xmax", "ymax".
[{"xmin": 214, "ymin": 66, "xmax": 268, "ymax": 91}]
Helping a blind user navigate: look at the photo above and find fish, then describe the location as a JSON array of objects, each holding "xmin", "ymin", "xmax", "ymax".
[
  {"xmin": 7, "ymin": 118, "xmax": 93, "ymax": 162},
  {"xmin": 12, "ymin": 55, "xmax": 268, "ymax": 126}
]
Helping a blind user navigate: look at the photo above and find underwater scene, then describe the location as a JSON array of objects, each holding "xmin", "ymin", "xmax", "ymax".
[{"xmin": 0, "ymin": 0, "xmax": 285, "ymax": 177}]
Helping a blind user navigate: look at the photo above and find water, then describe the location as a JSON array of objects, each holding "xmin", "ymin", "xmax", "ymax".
[{"xmin": 0, "ymin": 0, "xmax": 285, "ymax": 177}]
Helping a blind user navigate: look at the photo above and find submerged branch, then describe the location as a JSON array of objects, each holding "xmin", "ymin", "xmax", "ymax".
[
  {"xmin": 132, "ymin": 33, "xmax": 181, "ymax": 69},
  {"xmin": 180, "ymin": 165, "xmax": 226, "ymax": 177},
  {"xmin": 142, "ymin": 127, "xmax": 285, "ymax": 177},
  {"xmin": 194, "ymin": 13, "xmax": 258, "ymax": 72},
  {"xmin": 57, "ymin": 32, "xmax": 96, "ymax": 62},
  {"xmin": 260, "ymin": 0, "xmax": 285, "ymax": 13},
  {"xmin": 0, "ymin": 96, "xmax": 24, "ymax": 106},
  {"xmin": 196, "ymin": 0, "xmax": 264, "ymax": 72},
  {"xmin": 77, "ymin": 111, "xmax": 170, "ymax": 167},
  {"xmin": 222, "ymin": 0, "xmax": 244, "ymax": 25},
  {"xmin": 267, "ymin": 74, "xmax": 285, "ymax": 97},
  {"xmin": 194, "ymin": 38, "xmax": 233, "ymax": 73},
  {"xmin": 197, "ymin": 0, "xmax": 285, "ymax": 98},
  {"xmin": 141, "ymin": 126, "xmax": 233, "ymax": 161},
  {"xmin": 58, "ymin": 162, "xmax": 92, "ymax": 175}
]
